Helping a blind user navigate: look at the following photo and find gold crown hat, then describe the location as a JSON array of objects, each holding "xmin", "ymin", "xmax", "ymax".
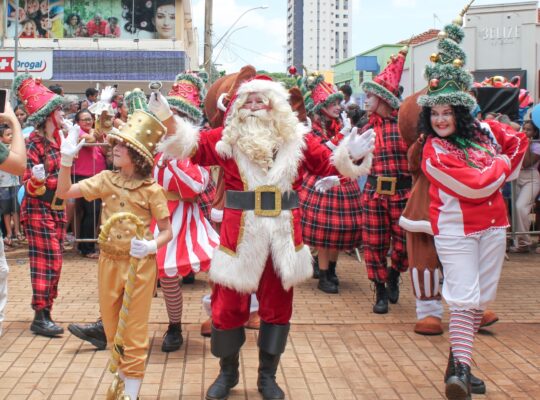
[{"xmin": 107, "ymin": 88, "xmax": 167, "ymax": 166}]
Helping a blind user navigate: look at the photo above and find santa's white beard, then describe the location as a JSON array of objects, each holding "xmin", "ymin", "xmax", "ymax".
[{"xmin": 233, "ymin": 109, "xmax": 284, "ymax": 171}]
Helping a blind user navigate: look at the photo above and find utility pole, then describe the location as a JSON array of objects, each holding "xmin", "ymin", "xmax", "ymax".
[{"xmin": 203, "ymin": 0, "xmax": 213, "ymax": 74}]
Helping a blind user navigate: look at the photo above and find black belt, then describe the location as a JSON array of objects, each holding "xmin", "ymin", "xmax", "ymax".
[
  {"xmin": 37, "ymin": 188, "xmax": 65, "ymax": 211},
  {"xmin": 225, "ymin": 187, "xmax": 299, "ymax": 217},
  {"xmin": 367, "ymin": 175, "xmax": 412, "ymax": 195}
]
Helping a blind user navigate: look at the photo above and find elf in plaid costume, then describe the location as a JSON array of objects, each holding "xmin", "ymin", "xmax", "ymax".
[
  {"xmin": 299, "ymin": 73, "xmax": 364, "ymax": 294},
  {"xmin": 13, "ymin": 74, "xmax": 68, "ymax": 337},
  {"xmin": 153, "ymin": 75, "xmax": 374, "ymax": 400},
  {"xmin": 360, "ymin": 47, "xmax": 412, "ymax": 314}
]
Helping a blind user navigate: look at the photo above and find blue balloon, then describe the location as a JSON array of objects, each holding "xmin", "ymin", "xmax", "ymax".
[
  {"xmin": 531, "ymin": 104, "xmax": 540, "ymax": 129},
  {"xmin": 17, "ymin": 185, "xmax": 25, "ymax": 206}
]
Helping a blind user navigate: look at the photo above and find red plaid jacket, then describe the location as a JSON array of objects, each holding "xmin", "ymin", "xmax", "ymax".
[
  {"xmin": 360, "ymin": 114, "xmax": 410, "ymax": 200},
  {"xmin": 21, "ymin": 131, "xmax": 65, "ymax": 222}
]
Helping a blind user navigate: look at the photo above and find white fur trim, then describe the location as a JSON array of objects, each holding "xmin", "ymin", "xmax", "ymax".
[
  {"xmin": 332, "ymin": 139, "xmax": 372, "ymax": 179},
  {"xmin": 156, "ymin": 115, "xmax": 200, "ymax": 160},
  {"xmin": 399, "ymin": 216, "xmax": 434, "ymax": 235},
  {"xmin": 217, "ymin": 93, "xmax": 228, "ymax": 112},
  {"xmin": 209, "ymin": 211, "xmax": 313, "ymax": 293},
  {"xmin": 215, "ymin": 140, "xmax": 233, "ymax": 159},
  {"xmin": 210, "ymin": 208, "xmax": 223, "ymax": 223},
  {"xmin": 236, "ymin": 79, "xmax": 290, "ymax": 101}
]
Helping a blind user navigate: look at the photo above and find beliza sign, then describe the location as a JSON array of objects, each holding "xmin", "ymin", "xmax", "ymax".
[{"xmin": 0, "ymin": 51, "xmax": 53, "ymax": 80}]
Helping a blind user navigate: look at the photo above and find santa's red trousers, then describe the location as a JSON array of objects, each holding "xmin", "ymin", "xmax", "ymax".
[{"xmin": 211, "ymin": 258, "xmax": 293, "ymax": 329}]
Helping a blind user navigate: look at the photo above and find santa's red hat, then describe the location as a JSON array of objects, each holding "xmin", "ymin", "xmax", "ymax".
[{"xmin": 362, "ymin": 47, "xmax": 408, "ymax": 109}]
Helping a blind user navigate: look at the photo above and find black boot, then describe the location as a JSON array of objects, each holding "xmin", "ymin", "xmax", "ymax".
[
  {"xmin": 317, "ymin": 270, "xmax": 338, "ymax": 294},
  {"xmin": 386, "ymin": 268, "xmax": 400, "ymax": 304},
  {"xmin": 328, "ymin": 261, "xmax": 339, "ymax": 286},
  {"xmin": 445, "ymin": 360, "xmax": 472, "ymax": 400},
  {"xmin": 31, "ymin": 309, "xmax": 64, "ymax": 337},
  {"xmin": 372, "ymin": 282, "xmax": 388, "ymax": 314},
  {"xmin": 444, "ymin": 348, "xmax": 486, "ymax": 395},
  {"xmin": 312, "ymin": 256, "xmax": 320, "ymax": 279},
  {"xmin": 161, "ymin": 323, "xmax": 183, "ymax": 352},
  {"xmin": 257, "ymin": 321, "xmax": 289, "ymax": 400},
  {"xmin": 68, "ymin": 319, "xmax": 107, "ymax": 350},
  {"xmin": 182, "ymin": 272, "xmax": 195, "ymax": 284},
  {"xmin": 205, "ymin": 325, "xmax": 245, "ymax": 400}
]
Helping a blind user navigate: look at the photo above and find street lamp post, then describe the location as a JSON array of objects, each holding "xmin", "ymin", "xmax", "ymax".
[{"xmin": 203, "ymin": 4, "xmax": 268, "ymax": 76}]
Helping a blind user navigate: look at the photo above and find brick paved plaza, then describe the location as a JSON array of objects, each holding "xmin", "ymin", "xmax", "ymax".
[{"xmin": 1, "ymin": 247, "xmax": 539, "ymax": 399}]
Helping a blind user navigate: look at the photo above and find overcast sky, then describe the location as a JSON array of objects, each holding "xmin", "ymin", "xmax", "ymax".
[{"xmin": 191, "ymin": 0, "xmax": 536, "ymax": 73}]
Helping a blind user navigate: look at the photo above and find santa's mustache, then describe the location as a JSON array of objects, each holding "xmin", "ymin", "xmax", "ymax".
[{"xmin": 238, "ymin": 108, "xmax": 271, "ymax": 122}]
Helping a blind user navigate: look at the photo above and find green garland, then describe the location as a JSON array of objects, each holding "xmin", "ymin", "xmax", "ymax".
[
  {"xmin": 417, "ymin": 90, "xmax": 476, "ymax": 110},
  {"xmin": 167, "ymin": 96, "xmax": 202, "ymax": 123},
  {"xmin": 361, "ymin": 81, "xmax": 400, "ymax": 110},
  {"xmin": 439, "ymin": 39, "xmax": 467, "ymax": 64},
  {"xmin": 311, "ymin": 92, "xmax": 344, "ymax": 114},
  {"xmin": 11, "ymin": 73, "xmax": 31, "ymax": 93},
  {"xmin": 444, "ymin": 23, "xmax": 465, "ymax": 43},
  {"xmin": 424, "ymin": 64, "xmax": 473, "ymax": 88},
  {"xmin": 26, "ymin": 96, "xmax": 64, "ymax": 126}
]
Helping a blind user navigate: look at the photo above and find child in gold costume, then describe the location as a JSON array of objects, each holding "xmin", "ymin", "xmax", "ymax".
[{"xmin": 57, "ymin": 97, "xmax": 172, "ymax": 400}]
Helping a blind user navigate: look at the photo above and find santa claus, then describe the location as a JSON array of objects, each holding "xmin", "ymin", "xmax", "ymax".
[{"xmin": 150, "ymin": 75, "xmax": 374, "ymax": 400}]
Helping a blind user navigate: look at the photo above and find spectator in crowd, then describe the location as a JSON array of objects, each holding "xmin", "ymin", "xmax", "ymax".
[
  {"xmin": 339, "ymin": 83, "xmax": 356, "ymax": 107},
  {"xmin": 104, "ymin": 16, "xmax": 121, "ymax": 38},
  {"xmin": 14, "ymin": 105, "xmax": 29, "ymax": 127},
  {"xmin": 49, "ymin": 85, "xmax": 64, "ymax": 97},
  {"xmin": 63, "ymin": 95, "xmax": 80, "ymax": 120},
  {"xmin": 86, "ymin": 13, "xmax": 107, "ymax": 37},
  {"xmin": 85, "ymin": 88, "xmax": 98, "ymax": 106},
  {"xmin": 79, "ymin": 99, "xmax": 89, "ymax": 111},
  {"xmin": 0, "ymin": 125, "xmax": 22, "ymax": 247},
  {"xmin": 113, "ymin": 100, "xmax": 128, "ymax": 128},
  {"xmin": 64, "ymin": 13, "xmax": 83, "ymax": 38},
  {"xmin": 509, "ymin": 119, "xmax": 540, "ymax": 253},
  {"xmin": 71, "ymin": 109, "xmax": 106, "ymax": 258},
  {"xmin": 37, "ymin": 12, "xmax": 50, "ymax": 38}
]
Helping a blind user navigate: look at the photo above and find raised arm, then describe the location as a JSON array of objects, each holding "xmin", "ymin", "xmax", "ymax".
[{"xmin": 0, "ymin": 101, "xmax": 26, "ymax": 175}]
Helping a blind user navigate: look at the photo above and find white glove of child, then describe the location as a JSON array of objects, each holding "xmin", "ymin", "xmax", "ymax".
[
  {"xmin": 32, "ymin": 164, "xmax": 46, "ymax": 181},
  {"xmin": 347, "ymin": 128, "xmax": 376, "ymax": 160},
  {"xmin": 314, "ymin": 175, "xmax": 341, "ymax": 192},
  {"xmin": 148, "ymin": 92, "xmax": 173, "ymax": 121},
  {"xmin": 339, "ymin": 111, "xmax": 352, "ymax": 136},
  {"xmin": 60, "ymin": 123, "xmax": 85, "ymax": 167},
  {"xmin": 99, "ymin": 85, "xmax": 116, "ymax": 103},
  {"xmin": 130, "ymin": 237, "xmax": 157, "ymax": 258}
]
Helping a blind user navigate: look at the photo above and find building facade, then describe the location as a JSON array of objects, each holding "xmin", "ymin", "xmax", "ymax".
[
  {"xmin": 0, "ymin": 0, "xmax": 199, "ymax": 95},
  {"xmin": 287, "ymin": 0, "xmax": 352, "ymax": 73}
]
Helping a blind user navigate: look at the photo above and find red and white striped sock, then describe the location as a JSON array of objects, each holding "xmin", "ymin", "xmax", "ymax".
[
  {"xmin": 160, "ymin": 276, "xmax": 183, "ymax": 324},
  {"xmin": 449, "ymin": 309, "xmax": 475, "ymax": 367},
  {"xmin": 473, "ymin": 309, "xmax": 483, "ymax": 333}
]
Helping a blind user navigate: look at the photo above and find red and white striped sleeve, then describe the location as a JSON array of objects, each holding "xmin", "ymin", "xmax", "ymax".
[{"xmin": 421, "ymin": 137, "xmax": 510, "ymax": 203}]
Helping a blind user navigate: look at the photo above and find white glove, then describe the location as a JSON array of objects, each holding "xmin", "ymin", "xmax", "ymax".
[
  {"xmin": 130, "ymin": 237, "xmax": 158, "ymax": 259},
  {"xmin": 32, "ymin": 164, "xmax": 46, "ymax": 181},
  {"xmin": 148, "ymin": 92, "xmax": 173, "ymax": 121},
  {"xmin": 61, "ymin": 118, "xmax": 74, "ymax": 132},
  {"xmin": 60, "ymin": 124, "xmax": 85, "ymax": 167},
  {"xmin": 347, "ymin": 128, "xmax": 376, "ymax": 160},
  {"xmin": 99, "ymin": 86, "xmax": 116, "ymax": 103},
  {"xmin": 339, "ymin": 111, "xmax": 352, "ymax": 136},
  {"xmin": 314, "ymin": 175, "xmax": 341, "ymax": 192}
]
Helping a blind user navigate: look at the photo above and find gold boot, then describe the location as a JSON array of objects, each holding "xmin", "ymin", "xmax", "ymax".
[
  {"xmin": 106, "ymin": 373, "xmax": 125, "ymax": 400},
  {"xmin": 117, "ymin": 394, "xmax": 139, "ymax": 400}
]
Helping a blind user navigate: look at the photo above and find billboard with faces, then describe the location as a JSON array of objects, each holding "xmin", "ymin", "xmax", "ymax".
[{"xmin": 5, "ymin": 0, "xmax": 176, "ymax": 40}]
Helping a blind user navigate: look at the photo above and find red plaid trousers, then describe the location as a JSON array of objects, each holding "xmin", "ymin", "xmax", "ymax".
[{"xmin": 24, "ymin": 217, "xmax": 65, "ymax": 311}]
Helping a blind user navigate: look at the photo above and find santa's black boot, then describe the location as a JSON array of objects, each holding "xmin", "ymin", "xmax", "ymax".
[
  {"xmin": 205, "ymin": 325, "xmax": 245, "ymax": 400},
  {"xmin": 257, "ymin": 321, "xmax": 290, "ymax": 400}
]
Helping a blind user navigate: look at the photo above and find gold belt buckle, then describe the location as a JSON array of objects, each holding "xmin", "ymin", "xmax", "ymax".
[
  {"xmin": 50, "ymin": 192, "xmax": 66, "ymax": 211},
  {"xmin": 254, "ymin": 185, "xmax": 281, "ymax": 217},
  {"xmin": 376, "ymin": 176, "xmax": 397, "ymax": 196}
]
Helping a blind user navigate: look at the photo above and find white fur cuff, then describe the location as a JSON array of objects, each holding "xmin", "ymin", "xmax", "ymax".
[
  {"xmin": 210, "ymin": 208, "xmax": 223, "ymax": 223},
  {"xmin": 156, "ymin": 115, "xmax": 200, "ymax": 160},
  {"xmin": 332, "ymin": 140, "xmax": 372, "ymax": 179}
]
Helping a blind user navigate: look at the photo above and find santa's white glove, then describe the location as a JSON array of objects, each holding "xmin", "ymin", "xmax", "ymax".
[
  {"xmin": 339, "ymin": 111, "xmax": 352, "ymax": 136},
  {"xmin": 130, "ymin": 237, "xmax": 157, "ymax": 259},
  {"xmin": 314, "ymin": 176, "xmax": 341, "ymax": 192},
  {"xmin": 99, "ymin": 86, "xmax": 116, "ymax": 103},
  {"xmin": 148, "ymin": 92, "xmax": 173, "ymax": 121},
  {"xmin": 347, "ymin": 128, "xmax": 376, "ymax": 160},
  {"xmin": 60, "ymin": 124, "xmax": 85, "ymax": 167},
  {"xmin": 31, "ymin": 164, "xmax": 46, "ymax": 181}
]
